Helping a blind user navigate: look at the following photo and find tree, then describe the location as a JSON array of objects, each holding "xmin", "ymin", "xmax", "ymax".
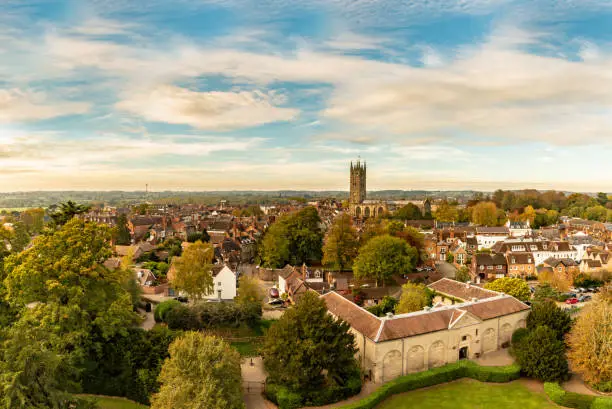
[
  {"xmin": 235, "ymin": 275, "xmax": 264, "ymax": 325},
  {"xmin": 353, "ymin": 235, "xmax": 418, "ymax": 287},
  {"xmin": 171, "ymin": 241, "xmax": 214, "ymax": 300},
  {"xmin": 393, "ymin": 226, "xmax": 426, "ymax": 262},
  {"xmin": 567, "ymin": 287, "xmax": 612, "ymax": 392},
  {"xmin": 538, "ymin": 268, "xmax": 573, "ymax": 293},
  {"xmin": 322, "ymin": 213, "xmax": 359, "ymax": 272},
  {"xmin": 49, "ymin": 200, "xmax": 91, "ymax": 226},
  {"xmin": 261, "ymin": 292, "xmax": 359, "ymax": 393},
  {"xmin": 8, "ymin": 221, "xmax": 30, "ymax": 253},
  {"xmin": 366, "ymin": 296, "xmax": 398, "ymax": 317},
  {"xmin": 596, "ymin": 192, "xmax": 609, "ymax": 206},
  {"xmin": 513, "ymin": 325, "xmax": 569, "ymax": 382},
  {"xmin": 21, "ymin": 208, "xmax": 45, "ymax": 235},
  {"xmin": 533, "ymin": 284, "xmax": 561, "ymax": 303},
  {"xmin": 455, "ymin": 266, "xmax": 471, "ymax": 283},
  {"xmin": 151, "ymin": 332, "xmax": 244, "ymax": 409},
  {"xmin": 434, "ymin": 200, "xmax": 458, "ymax": 223},
  {"xmin": 260, "ymin": 207, "xmax": 323, "ymax": 268},
  {"xmin": 471, "ymin": 202, "xmax": 498, "ymax": 226},
  {"xmin": 114, "ymin": 214, "xmax": 132, "ymax": 245},
  {"xmin": 585, "ymin": 205, "xmax": 607, "ymax": 222},
  {"xmin": 521, "ymin": 205, "xmax": 536, "ymax": 225},
  {"xmin": 484, "ymin": 277, "xmax": 531, "ymax": 301},
  {"xmin": 394, "ymin": 203, "xmax": 422, "ymax": 220},
  {"xmin": 396, "ymin": 282, "xmax": 432, "ymax": 314},
  {"xmin": 526, "ymin": 300, "xmax": 571, "ymax": 340}
]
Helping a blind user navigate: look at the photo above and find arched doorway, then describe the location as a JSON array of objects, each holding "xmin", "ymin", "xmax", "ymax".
[
  {"xmin": 356, "ymin": 207, "xmax": 361, "ymax": 217},
  {"xmin": 378, "ymin": 207, "xmax": 385, "ymax": 215},
  {"xmin": 364, "ymin": 207, "xmax": 371, "ymax": 217},
  {"xmin": 500, "ymin": 323, "xmax": 512, "ymax": 347},
  {"xmin": 428, "ymin": 341, "xmax": 445, "ymax": 368},
  {"xmin": 407, "ymin": 345, "xmax": 425, "ymax": 372},
  {"xmin": 483, "ymin": 328, "xmax": 496, "ymax": 353},
  {"xmin": 382, "ymin": 350, "xmax": 402, "ymax": 382}
]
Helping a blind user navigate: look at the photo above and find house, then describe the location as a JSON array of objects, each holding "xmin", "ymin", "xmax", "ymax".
[
  {"xmin": 423, "ymin": 234, "xmax": 437, "ymax": 265},
  {"xmin": 471, "ymin": 253, "xmax": 508, "ymax": 281},
  {"xmin": 207, "ymin": 265, "xmax": 237, "ymax": 301},
  {"xmin": 450, "ymin": 245, "xmax": 468, "ymax": 266},
  {"xmin": 321, "ymin": 286, "xmax": 530, "ymax": 383},
  {"xmin": 465, "ymin": 237, "xmax": 478, "ymax": 254},
  {"xmin": 505, "ymin": 253, "xmax": 535, "ymax": 279},
  {"xmin": 505, "ymin": 220, "xmax": 531, "ymax": 238},
  {"xmin": 542, "ymin": 258, "xmax": 579, "ymax": 283},
  {"xmin": 475, "ymin": 227, "xmax": 509, "ymax": 250},
  {"xmin": 437, "ymin": 241, "xmax": 449, "ymax": 262},
  {"xmin": 492, "ymin": 239, "xmax": 578, "ymax": 265}
]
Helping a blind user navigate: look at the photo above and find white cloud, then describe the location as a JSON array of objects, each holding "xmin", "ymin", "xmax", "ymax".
[
  {"xmin": 116, "ymin": 86, "xmax": 299, "ymax": 130},
  {"xmin": 0, "ymin": 88, "xmax": 90, "ymax": 123}
]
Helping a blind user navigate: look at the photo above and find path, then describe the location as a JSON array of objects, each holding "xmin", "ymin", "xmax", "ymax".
[
  {"xmin": 436, "ymin": 261, "xmax": 458, "ymax": 279},
  {"xmin": 474, "ymin": 349, "xmax": 515, "ymax": 367},
  {"xmin": 138, "ymin": 308, "xmax": 155, "ymax": 330},
  {"xmin": 242, "ymin": 357, "xmax": 270, "ymax": 409},
  {"xmin": 563, "ymin": 374, "xmax": 611, "ymax": 397}
]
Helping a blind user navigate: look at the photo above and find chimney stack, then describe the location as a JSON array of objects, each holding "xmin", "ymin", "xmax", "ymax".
[
  {"xmin": 465, "ymin": 281, "xmax": 471, "ymax": 288},
  {"xmin": 423, "ymin": 306, "xmax": 431, "ymax": 312}
]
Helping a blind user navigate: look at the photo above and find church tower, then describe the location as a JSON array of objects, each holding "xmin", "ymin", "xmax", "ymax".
[{"xmin": 349, "ymin": 160, "xmax": 366, "ymax": 204}]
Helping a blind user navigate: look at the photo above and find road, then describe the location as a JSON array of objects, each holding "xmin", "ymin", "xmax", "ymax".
[{"xmin": 435, "ymin": 261, "xmax": 458, "ymax": 279}]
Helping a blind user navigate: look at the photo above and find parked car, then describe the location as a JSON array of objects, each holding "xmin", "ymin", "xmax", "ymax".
[
  {"xmin": 174, "ymin": 296, "xmax": 188, "ymax": 303},
  {"xmin": 565, "ymin": 298, "xmax": 579, "ymax": 305},
  {"xmin": 269, "ymin": 287, "xmax": 280, "ymax": 299},
  {"xmin": 588, "ymin": 287, "xmax": 597, "ymax": 293},
  {"xmin": 578, "ymin": 295, "xmax": 591, "ymax": 303},
  {"xmin": 579, "ymin": 287, "xmax": 587, "ymax": 293},
  {"xmin": 567, "ymin": 293, "xmax": 577, "ymax": 298}
]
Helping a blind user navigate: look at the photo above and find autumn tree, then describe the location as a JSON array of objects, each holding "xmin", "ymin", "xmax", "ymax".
[
  {"xmin": 235, "ymin": 275, "xmax": 264, "ymax": 324},
  {"xmin": 151, "ymin": 332, "xmax": 244, "ymax": 409},
  {"xmin": 538, "ymin": 268, "xmax": 573, "ymax": 293},
  {"xmin": 171, "ymin": 240, "xmax": 214, "ymax": 300},
  {"xmin": 396, "ymin": 282, "xmax": 432, "ymax": 314},
  {"xmin": 455, "ymin": 266, "xmax": 471, "ymax": 283},
  {"xmin": 353, "ymin": 235, "xmax": 418, "ymax": 287},
  {"xmin": 322, "ymin": 213, "xmax": 359, "ymax": 272},
  {"xmin": 567, "ymin": 287, "xmax": 612, "ymax": 392},
  {"xmin": 521, "ymin": 205, "xmax": 536, "ymax": 225},
  {"xmin": 471, "ymin": 201, "xmax": 498, "ymax": 226},
  {"xmin": 434, "ymin": 200, "xmax": 458, "ymax": 223},
  {"xmin": 484, "ymin": 277, "xmax": 531, "ymax": 301},
  {"xmin": 21, "ymin": 207, "xmax": 45, "ymax": 234}
]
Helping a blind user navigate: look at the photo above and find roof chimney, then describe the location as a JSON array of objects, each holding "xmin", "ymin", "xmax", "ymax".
[
  {"xmin": 465, "ymin": 281, "xmax": 471, "ymax": 288},
  {"xmin": 423, "ymin": 306, "xmax": 431, "ymax": 312},
  {"xmin": 385, "ymin": 312, "xmax": 394, "ymax": 319}
]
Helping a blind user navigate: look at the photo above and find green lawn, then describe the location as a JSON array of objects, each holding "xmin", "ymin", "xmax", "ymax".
[
  {"xmin": 231, "ymin": 340, "xmax": 260, "ymax": 357},
  {"xmin": 85, "ymin": 396, "xmax": 148, "ymax": 409},
  {"xmin": 376, "ymin": 379, "xmax": 559, "ymax": 409}
]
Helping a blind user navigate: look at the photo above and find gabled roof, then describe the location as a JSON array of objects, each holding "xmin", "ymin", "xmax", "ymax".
[
  {"xmin": 428, "ymin": 278, "xmax": 499, "ymax": 301},
  {"xmin": 475, "ymin": 253, "xmax": 507, "ymax": 266},
  {"xmin": 544, "ymin": 258, "xmax": 577, "ymax": 268}
]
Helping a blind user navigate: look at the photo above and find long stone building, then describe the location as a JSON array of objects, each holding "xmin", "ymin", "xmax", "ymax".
[{"xmin": 321, "ymin": 278, "xmax": 530, "ymax": 383}]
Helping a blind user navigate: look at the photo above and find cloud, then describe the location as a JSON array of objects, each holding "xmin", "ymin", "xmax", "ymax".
[
  {"xmin": 116, "ymin": 86, "xmax": 299, "ymax": 130},
  {"xmin": 0, "ymin": 88, "xmax": 90, "ymax": 123}
]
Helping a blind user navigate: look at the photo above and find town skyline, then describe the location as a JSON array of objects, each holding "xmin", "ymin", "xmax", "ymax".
[{"xmin": 3, "ymin": 0, "xmax": 612, "ymax": 191}]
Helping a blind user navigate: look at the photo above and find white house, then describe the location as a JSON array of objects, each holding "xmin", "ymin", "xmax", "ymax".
[
  {"xmin": 505, "ymin": 220, "xmax": 531, "ymax": 237},
  {"xmin": 205, "ymin": 265, "xmax": 237, "ymax": 301}
]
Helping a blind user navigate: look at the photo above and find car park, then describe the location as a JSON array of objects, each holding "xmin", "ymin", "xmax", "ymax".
[
  {"xmin": 565, "ymin": 298, "xmax": 579, "ymax": 305},
  {"xmin": 578, "ymin": 295, "xmax": 591, "ymax": 302}
]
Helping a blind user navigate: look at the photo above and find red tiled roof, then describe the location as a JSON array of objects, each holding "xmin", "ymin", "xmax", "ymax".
[{"xmin": 428, "ymin": 278, "xmax": 499, "ymax": 301}]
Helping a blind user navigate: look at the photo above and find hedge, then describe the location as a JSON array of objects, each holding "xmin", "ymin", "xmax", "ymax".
[
  {"xmin": 544, "ymin": 383, "xmax": 612, "ymax": 409},
  {"xmin": 338, "ymin": 361, "xmax": 520, "ymax": 409}
]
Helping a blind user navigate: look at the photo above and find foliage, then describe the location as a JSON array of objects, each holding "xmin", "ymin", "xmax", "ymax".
[
  {"xmin": 142, "ymin": 261, "xmax": 169, "ymax": 279},
  {"xmin": 261, "ymin": 292, "xmax": 361, "ymax": 396},
  {"xmin": 434, "ymin": 200, "xmax": 458, "ymax": 223},
  {"xmin": 322, "ymin": 213, "xmax": 359, "ymax": 272},
  {"xmin": 114, "ymin": 214, "xmax": 132, "ymax": 245},
  {"xmin": 538, "ymin": 267, "xmax": 574, "ymax": 293},
  {"xmin": 484, "ymin": 277, "xmax": 531, "ymax": 301},
  {"xmin": 353, "ymin": 235, "xmax": 418, "ymax": 287},
  {"xmin": 527, "ymin": 300, "xmax": 572, "ymax": 340},
  {"xmin": 544, "ymin": 383, "xmax": 612, "ymax": 409},
  {"xmin": 512, "ymin": 325, "xmax": 569, "ymax": 382},
  {"xmin": 393, "ymin": 203, "xmax": 423, "ymax": 220},
  {"xmin": 454, "ymin": 266, "xmax": 471, "ymax": 283},
  {"xmin": 585, "ymin": 205, "xmax": 608, "ymax": 222},
  {"xmin": 366, "ymin": 296, "xmax": 398, "ymax": 317},
  {"xmin": 339, "ymin": 361, "xmax": 520, "ymax": 409},
  {"xmin": 171, "ymin": 240, "xmax": 214, "ymax": 300},
  {"xmin": 573, "ymin": 274, "xmax": 603, "ymax": 289},
  {"xmin": 566, "ymin": 288, "xmax": 612, "ymax": 392},
  {"xmin": 81, "ymin": 326, "xmax": 177, "ymax": 405},
  {"xmin": 187, "ymin": 230, "xmax": 210, "ymax": 243},
  {"xmin": 512, "ymin": 328, "xmax": 530, "ymax": 345},
  {"xmin": 49, "ymin": 201, "xmax": 91, "ymax": 227},
  {"xmin": 20, "ymin": 208, "xmax": 45, "ymax": 235},
  {"xmin": 260, "ymin": 207, "xmax": 323, "ymax": 268},
  {"xmin": 471, "ymin": 201, "xmax": 499, "ymax": 226},
  {"xmin": 235, "ymin": 275, "xmax": 264, "ymax": 325},
  {"xmin": 150, "ymin": 332, "xmax": 244, "ymax": 409},
  {"xmin": 154, "ymin": 300, "xmax": 182, "ymax": 323},
  {"xmin": 158, "ymin": 301, "xmax": 264, "ymax": 331},
  {"xmin": 8, "ymin": 222, "xmax": 30, "ymax": 253},
  {"xmin": 533, "ymin": 284, "xmax": 563, "ymax": 303},
  {"xmin": 396, "ymin": 282, "xmax": 433, "ymax": 314}
]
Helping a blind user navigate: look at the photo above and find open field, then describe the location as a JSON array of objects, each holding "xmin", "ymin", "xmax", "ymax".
[
  {"xmin": 376, "ymin": 379, "xmax": 559, "ymax": 409},
  {"xmin": 82, "ymin": 396, "xmax": 148, "ymax": 409}
]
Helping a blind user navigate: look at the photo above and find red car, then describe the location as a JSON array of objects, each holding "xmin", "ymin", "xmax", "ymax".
[
  {"xmin": 565, "ymin": 298, "xmax": 579, "ymax": 305},
  {"xmin": 269, "ymin": 288, "xmax": 280, "ymax": 299}
]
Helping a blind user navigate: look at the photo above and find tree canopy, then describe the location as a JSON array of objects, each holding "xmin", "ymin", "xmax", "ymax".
[
  {"xmin": 151, "ymin": 332, "xmax": 244, "ymax": 409},
  {"xmin": 434, "ymin": 200, "xmax": 458, "ymax": 223},
  {"xmin": 322, "ymin": 213, "xmax": 359, "ymax": 272},
  {"xmin": 171, "ymin": 240, "xmax": 215, "ymax": 300},
  {"xmin": 513, "ymin": 325, "xmax": 569, "ymax": 382},
  {"xmin": 114, "ymin": 214, "xmax": 132, "ymax": 245},
  {"xmin": 261, "ymin": 291, "xmax": 359, "ymax": 393},
  {"xmin": 396, "ymin": 282, "xmax": 432, "ymax": 314},
  {"xmin": 471, "ymin": 201, "xmax": 499, "ymax": 226},
  {"xmin": 49, "ymin": 201, "xmax": 91, "ymax": 227},
  {"xmin": 526, "ymin": 300, "xmax": 571, "ymax": 340},
  {"xmin": 484, "ymin": 277, "xmax": 531, "ymax": 301},
  {"xmin": 393, "ymin": 203, "xmax": 423, "ymax": 220},
  {"xmin": 259, "ymin": 207, "xmax": 323, "ymax": 268},
  {"xmin": 353, "ymin": 235, "xmax": 418, "ymax": 287}
]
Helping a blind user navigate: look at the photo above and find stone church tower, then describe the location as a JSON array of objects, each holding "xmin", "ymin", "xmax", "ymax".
[{"xmin": 350, "ymin": 160, "xmax": 366, "ymax": 205}]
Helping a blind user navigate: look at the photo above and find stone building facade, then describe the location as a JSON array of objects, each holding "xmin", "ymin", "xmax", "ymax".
[
  {"xmin": 348, "ymin": 160, "xmax": 388, "ymax": 218},
  {"xmin": 321, "ymin": 280, "xmax": 530, "ymax": 384}
]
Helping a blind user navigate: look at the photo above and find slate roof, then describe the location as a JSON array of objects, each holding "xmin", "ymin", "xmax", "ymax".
[
  {"xmin": 475, "ymin": 253, "xmax": 507, "ymax": 266},
  {"xmin": 428, "ymin": 278, "xmax": 499, "ymax": 301}
]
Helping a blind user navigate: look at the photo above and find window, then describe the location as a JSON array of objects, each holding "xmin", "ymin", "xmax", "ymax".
[
  {"xmin": 487, "ymin": 265, "xmax": 493, "ymax": 270},
  {"xmin": 218, "ymin": 281, "xmax": 222, "ymax": 286},
  {"xmin": 475, "ymin": 329, "xmax": 478, "ymax": 336},
  {"xmin": 496, "ymin": 265, "xmax": 503, "ymax": 270},
  {"xmin": 480, "ymin": 265, "xmax": 485, "ymax": 270},
  {"xmin": 462, "ymin": 335, "xmax": 468, "ymax": 341},
  {"xmin": 557, "ymin": 267, "xmax": 562, "ymax": 272}
]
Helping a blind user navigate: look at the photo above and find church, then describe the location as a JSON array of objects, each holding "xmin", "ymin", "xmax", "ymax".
[{"xmin": 348, "ymin": 160, "xmax": 389, "ymax": 218}]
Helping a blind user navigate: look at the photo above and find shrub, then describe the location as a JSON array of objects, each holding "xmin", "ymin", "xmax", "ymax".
[
  {"xmin": 164, "ymin": 304, "xmax": 198, "ymax": 330},
  {"xmin": 154, "ymin": 300, "xmax": 181, "ymax": 323},
  {"xmin": 277, "ymin": 388, "xmax": 304, "ymax": 409},
  {"xmin": 512, "ymin": 328, "xmax": 530, "ymax": 345},
  {"xmin": 544, "ymin": 382, "xmax": 612, "ymax": 409},
  {"xmin": 513, "ymin": 326, "xmax": 569, "ymax": 382}
]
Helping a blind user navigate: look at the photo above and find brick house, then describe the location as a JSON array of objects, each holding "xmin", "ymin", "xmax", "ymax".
[
  {"xmin": 472, "ymin": 253, "xmax": 508, "ymax": 281},
  {"xmin": 505, "ymin": 252, "xmax": 536, "ymax": 279}
]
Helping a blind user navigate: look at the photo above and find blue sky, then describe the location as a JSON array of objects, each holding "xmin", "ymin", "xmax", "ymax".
[{"xmin": 1, "ymin": 0, "xmax": 612, "ymax": 192}]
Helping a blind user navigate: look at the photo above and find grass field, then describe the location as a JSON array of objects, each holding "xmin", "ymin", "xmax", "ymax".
[
  {"xmin": 84, "ymin": 396, "xmax": 148, "ymax": 409},
  {"xmin": 376, "ymin": 379, "xmax": 559, "ymax": 409}
]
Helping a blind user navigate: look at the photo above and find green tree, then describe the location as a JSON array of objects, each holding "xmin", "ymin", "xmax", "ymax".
[
  {"xmin": 526, "ymin": 300, "xmax": 571, "ymax": 340},
  {"xmin": 394, "ymin": 203, "xmax": 422, "ymax": 220},
  {"xmin": 235, "ymin": 275, "xmax": 264, "ymax": 325},
  {"xmin": 393, "ymin": 226, "xmax": 426, "ymax": 262},
  {"xmin": 484, "ymin": 277, "xmax": 531, "ymax": 301},
  {"xmin": 8, "ymin": 221, "xmax": 30, "ymax": 253},
  {"xmin": 353, "ymin": 235, "xmax": 418, "ymax": 287},
  {"xmin": 513, "ymin": 326, "xmax": 569, "ymax": 382},
  {"xmin": 21, "ymin": 208, "xmax": 45, "ymax": 235},
  {"xmin": 396, "ymin": 282, "xmax": 432, "ymax": 314},
  {"xmin": 434, "ymin": 200, "xmax": 458, "ymax": 223},
  {"xmin": 596, "ymin": 192, "xmax": 609, "ymax": 206},
  {"xmin": 261, "ymin": 292, "xmax": 359, "ymax": 393},
  {"xmin": 366, "ymin": 296, "xmax": 398, "ymax": 317},
  {"xmin": 260, "ymin": 207, "xmax": 323, "ymax": 268},
  {"xmin": 322, "ymin": 214, "xmax": 359, "ymax": 272},
  {"xmin": 567, "ymin": 287, "xmax": 611, "ymax": 392},
  {"xmin": 114, "ymin": 214, "xmax": 132, "ymax": 245},
  {"xmin": 471, "ymin": 201, "xmax": 498, "ymax": 226},
  {"xmin": 455, "ymin": 266, "xmax": 471, "ymax": 283},
  {"xmin": 49, "ymin": 201, "xmax": 91, "ymax": 227},
  {"xmin": 151, "ymin": 332, "xmax": 244, "ymax": 409},
  {"xmin": 171, "ymin": 241, "xmax": 214, "ymax": 300},
  {"xmin": 533, "ymin": 284, "xmax": 561, "ymax": 303},
  {"xmin": 585, "ymin": 205, "xmax": 607, "ymax": 222}
]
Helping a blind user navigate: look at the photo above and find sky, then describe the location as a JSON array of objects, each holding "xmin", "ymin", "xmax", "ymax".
[{"xmin": 1, "ymin": 0, "xmax": 612, "ymax": 192}]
